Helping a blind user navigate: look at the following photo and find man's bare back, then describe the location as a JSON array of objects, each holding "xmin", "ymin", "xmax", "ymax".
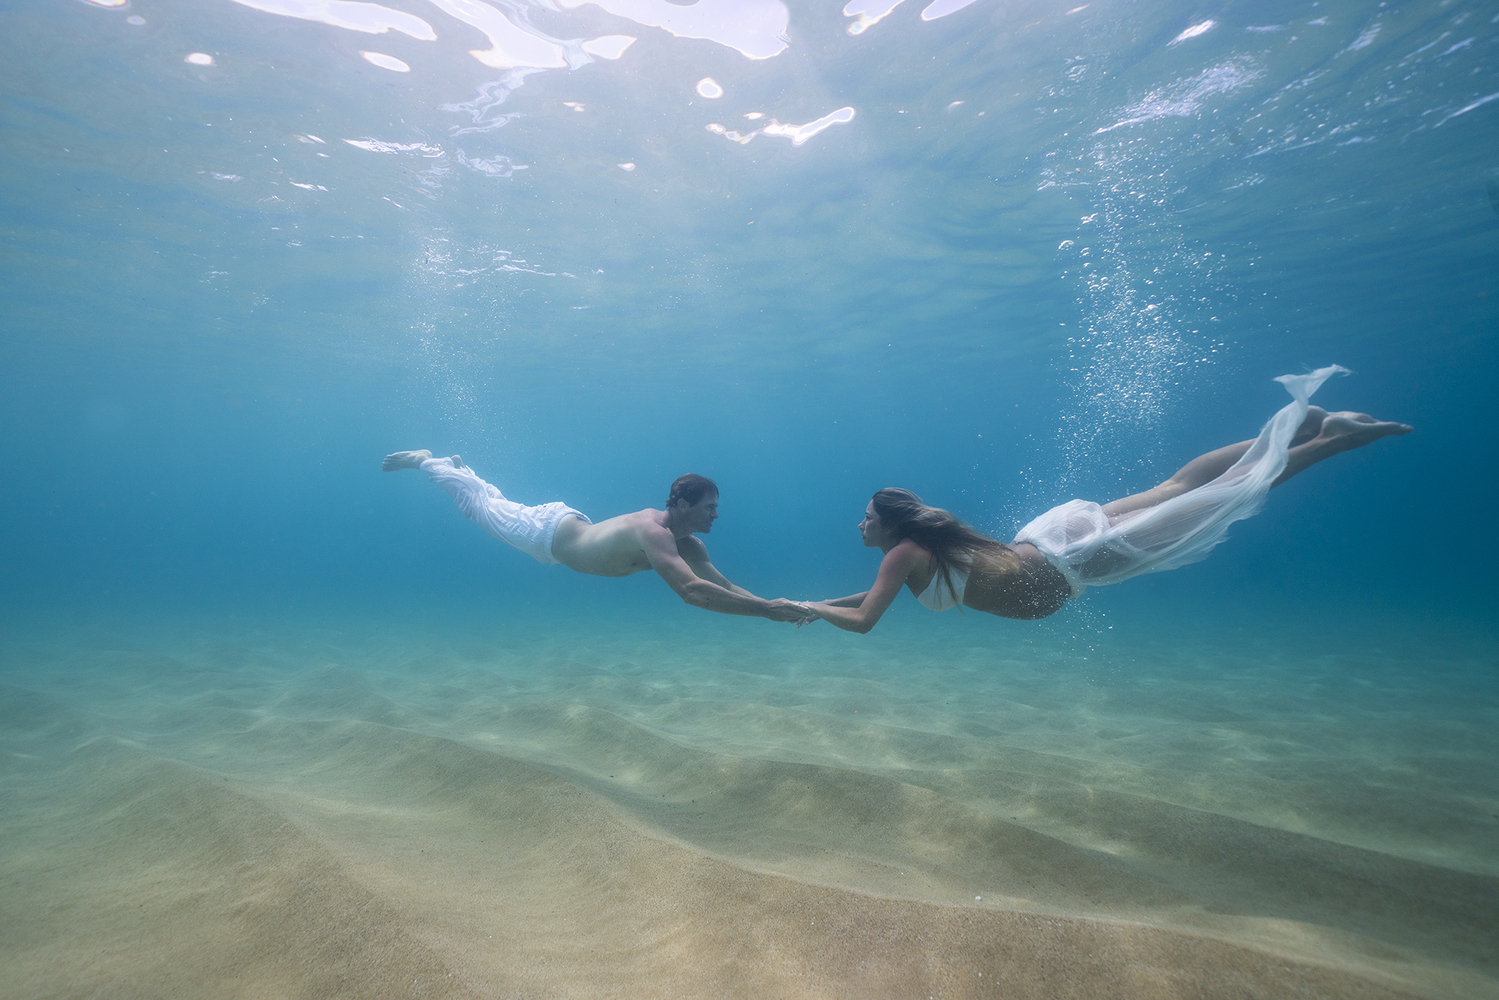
[
  {"xmin": 550, "ymin": 509, "xmax": 699, "ymax": 576},
  {"xmin": 383, "ymin": 450, "xmax": 811, "ymax": 623}
]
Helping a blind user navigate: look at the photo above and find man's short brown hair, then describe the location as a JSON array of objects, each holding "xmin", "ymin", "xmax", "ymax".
[{"xmin": 668, "ymin": 474, "xmax": 718, "ymax": 507}]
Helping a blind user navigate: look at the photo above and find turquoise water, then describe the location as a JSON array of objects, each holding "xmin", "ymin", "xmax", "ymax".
[{"xmin": 2, "ymin": 0, "xmax": 1496, "ymax": 996}]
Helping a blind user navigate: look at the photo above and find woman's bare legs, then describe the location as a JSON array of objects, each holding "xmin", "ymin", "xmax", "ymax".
[{"xmin": 1101, "ymin": 406, "xmax": 1412, "ymax": 520}]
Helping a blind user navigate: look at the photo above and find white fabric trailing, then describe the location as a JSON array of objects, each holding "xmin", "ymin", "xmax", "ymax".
[{"xmin": 1015, "ymin": 365, "xmax": 1349, "ymax": 596}]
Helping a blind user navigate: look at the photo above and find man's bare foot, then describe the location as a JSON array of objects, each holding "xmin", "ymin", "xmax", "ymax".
[
  {"xmin": 1314, "ymin": 411, "xmax": 1413, "ymax": 452},
  {"xmin": 382, "ymin": 449, "xmax": 432, "ymax": 471}
]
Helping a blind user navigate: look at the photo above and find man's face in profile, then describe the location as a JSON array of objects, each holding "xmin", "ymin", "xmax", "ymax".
[{"xmin": 681, "ymin": 492, "xmax": 720, "ymax": 534}]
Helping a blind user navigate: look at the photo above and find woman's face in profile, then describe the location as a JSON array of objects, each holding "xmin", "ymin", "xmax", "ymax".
[{"xmin": 859, "ymin": 502, "xmax": 894, "ymax": 549}]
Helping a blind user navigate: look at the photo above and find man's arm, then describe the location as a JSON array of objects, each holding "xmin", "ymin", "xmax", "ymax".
[
  {"xmin": 642, "ymin": 528, "xmax": 807, "ymax": 621},
  {"xmin": 677, "ymin": 536, "xmax": 754, "ymax": 595}
]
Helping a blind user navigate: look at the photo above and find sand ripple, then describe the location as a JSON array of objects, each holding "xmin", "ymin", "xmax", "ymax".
[{"xmin": 1, "ymin": 620, "xmax": 1495, "ymax": 999}]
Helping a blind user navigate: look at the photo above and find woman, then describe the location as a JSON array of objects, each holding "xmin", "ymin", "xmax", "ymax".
[{"xmin": 805, "ymin": 366, "xmax": 1411, "ymax": 634}]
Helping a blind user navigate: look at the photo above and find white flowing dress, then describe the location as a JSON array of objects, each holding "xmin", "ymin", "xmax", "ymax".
[{"xmin": 1013, "ymin": 365, "xmax": 1347, "ymax": 597}]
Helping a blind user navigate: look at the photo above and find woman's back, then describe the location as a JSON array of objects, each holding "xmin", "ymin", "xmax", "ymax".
[
  {"xmin": 904, "ymin": 538, "xmax": 1068, "ymax": 621},
  {"xmin": 961, "ymin": 543, "xmax": 1070, "ymax": 620}
]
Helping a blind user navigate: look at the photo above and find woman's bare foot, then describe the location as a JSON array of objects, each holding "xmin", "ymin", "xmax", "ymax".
[
  {"xmin": 1314, "ymin": 411, "xmax": 1414, "ymax": 452},
  {"xmin": 1273, "ymin": 410, "xmax": 1411, "ymax": 487},
  {"xmin": 382, "ymin": 449, "xmax": 433, "ymax": 471},
  {"xmin": 1290, "ymin": 406, "xmax": 1328, "ymax": 447},
  {"xmin": 384, "ymin": 451, "xmax": 466, "ymax": 471}
]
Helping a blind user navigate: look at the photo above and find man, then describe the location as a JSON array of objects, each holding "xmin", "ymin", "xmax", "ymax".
[{"xmin": 383, "ymin": 450, "xmax": 811, "ymax": 622}]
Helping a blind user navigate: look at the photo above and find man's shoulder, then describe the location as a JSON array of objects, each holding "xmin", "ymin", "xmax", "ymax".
[{"xmin": 675, "ymin": 532, "xmax": 709, "ymax": 560}]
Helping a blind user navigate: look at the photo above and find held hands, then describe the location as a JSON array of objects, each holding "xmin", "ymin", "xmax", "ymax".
[{"xmin": 766, "ymin": 598, "xmax": 819, "ymax": 625}]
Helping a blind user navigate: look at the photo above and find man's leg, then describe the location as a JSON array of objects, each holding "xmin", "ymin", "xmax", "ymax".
[
  {"xmin": 384, "ymin": 451, "xmax": 587, "ymax": 565},
  {"xmin": 1100, "ymin": 407, "xmax": 1410, "ymax": 519}
]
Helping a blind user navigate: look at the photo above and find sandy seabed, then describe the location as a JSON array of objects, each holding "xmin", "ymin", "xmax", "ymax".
[{"xmin": 2, "ymin": 608, "xmax": 1495, "ymax": 1000}]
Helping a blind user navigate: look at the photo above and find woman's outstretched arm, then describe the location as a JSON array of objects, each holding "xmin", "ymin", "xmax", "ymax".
[
  {"xmin": 817, "ymin": 593, "xmax": 868, "ymax": 608},
  {"xmin": 805, "ymin": 541, "xmax": 923, "ymax": 634}
]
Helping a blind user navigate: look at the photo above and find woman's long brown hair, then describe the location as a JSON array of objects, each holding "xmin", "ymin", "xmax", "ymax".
[{"xmin": 869, "ymin": 488, "xmax": 1021, "ymax": 603}]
